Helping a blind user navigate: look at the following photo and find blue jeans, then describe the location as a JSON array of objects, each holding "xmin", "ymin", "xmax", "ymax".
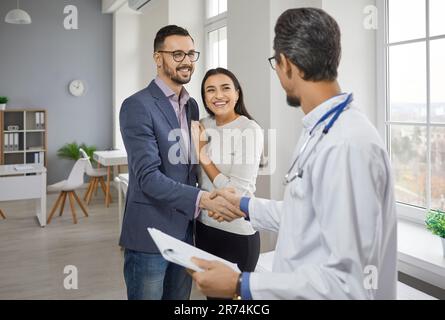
[{"xmin": 123, "ymin": 229, "xmax": 193, "ymax": 300}]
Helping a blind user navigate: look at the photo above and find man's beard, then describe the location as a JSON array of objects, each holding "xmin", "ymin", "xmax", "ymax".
[
  {"xmin": 164, "ymin": 61, "xmax": 193, "ymax": 85},
  {"xmin": 286, "ymin": 95, "xmax": 301, "ymax": 108}
]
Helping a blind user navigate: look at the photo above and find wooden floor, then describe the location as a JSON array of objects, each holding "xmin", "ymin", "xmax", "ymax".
[{"xmin": 0, "ymin": 189, "xmax": 204, "ymax": 300}]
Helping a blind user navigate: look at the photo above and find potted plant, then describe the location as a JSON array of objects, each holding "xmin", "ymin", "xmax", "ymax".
[
  {"xmin": 425, "ymin": 209, "xmax": 445, "ymax": 257},
  {"xmin": 57, "ymin": 142, "xmax": 97, "ymax": 164},
  {"xmin": 0, "ymin": 96, "xmax": 8, "ymax": 110}
]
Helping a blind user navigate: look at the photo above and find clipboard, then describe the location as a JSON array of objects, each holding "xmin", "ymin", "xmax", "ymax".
[{"xmin": 147, "ymin": 228, "xmax": 241, "ymax": 273}]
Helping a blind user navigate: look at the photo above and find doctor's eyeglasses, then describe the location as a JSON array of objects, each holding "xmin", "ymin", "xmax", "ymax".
[
  {"xmin": 268, "ymin": 56, "xmax": 277, "ymax": 70},
  {"xmin": 157, "ymin": 50, "xmax": 201, "ymax": 63}
]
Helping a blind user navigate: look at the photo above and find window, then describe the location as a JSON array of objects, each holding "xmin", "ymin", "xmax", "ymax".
[
  {"xmin": 205, "ymin": 0, "xmax": 227, "ymax": 69},
  {"xmin": 207, "ymin": 0, "xmax": 227, "ymax": 19},
  {"xmin": 207, "ymin": 26, "xmax": 227, "ymax": 69},
  {"xmin": 379, "ymin": 0, "xmax": 445, "ymax": 220}
]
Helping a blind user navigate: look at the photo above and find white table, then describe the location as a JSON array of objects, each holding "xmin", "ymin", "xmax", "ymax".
[
  {"xmin": 93, "ymin": 150, "xmax": 127, "ymax": 207},
  {"xmin": 0, "ymin": 164, "xmax": 47, "ymax": 227}
]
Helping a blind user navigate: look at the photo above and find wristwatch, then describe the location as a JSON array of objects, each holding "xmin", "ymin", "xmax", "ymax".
[{"xmin": 233, "ymin": 273, "xmax": 242, "ymax": 300}]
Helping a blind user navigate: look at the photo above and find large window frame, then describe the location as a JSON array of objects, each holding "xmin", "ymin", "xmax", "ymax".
[
  {"xmin": 377, "ymin": 0, "xmax": 445, "ymax": 224},
  {"xmin": 205, "ymin": 0, "xmax": 227, "ymax": 70}
]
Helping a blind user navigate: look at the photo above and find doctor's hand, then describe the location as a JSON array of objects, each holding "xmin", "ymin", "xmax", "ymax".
[
  {"xmin": 199, "ymin": 191, "xmax": 245, "ymax": 221},
  {"xmin": 189, "ymin": 257, "xmax": 240, "ymax": 299},
  {"xmin": 207, "ymin": 188, "xmax": 243, "ymax": 222}
]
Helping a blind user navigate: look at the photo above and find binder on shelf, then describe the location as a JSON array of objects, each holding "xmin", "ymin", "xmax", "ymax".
[
  {"xmin": 40, "ymin": 112, "xmax": 45, "ymax": 129},
  {"xmin": 14, "ymin": 133, "xmax": 19, "ymax": 151},
  {"xmin": 34, "ymin": 153, "xmax": 39, "ymax": 164},
  {"xmin": 9, "ymin": 134, "xmax": 13, "ymax": 151},
  {"xmin": 4, "ymin": 133, "xmax": 9, "ymax": 151},
  {"xmin": 35, "ymin": 112, "xmax": 40, "ymax": 129},
  {"xmin": 40, "ymin": 151, "xmax": 44, "ymax": 164}
]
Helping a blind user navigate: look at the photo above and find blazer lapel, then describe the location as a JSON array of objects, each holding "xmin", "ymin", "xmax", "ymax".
[{"xmin": 148, "ymin": 81, "xmax": 180, "ymax": 131}]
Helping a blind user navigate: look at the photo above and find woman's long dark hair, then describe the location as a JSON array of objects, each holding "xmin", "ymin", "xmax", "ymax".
[{"xmin": 201, "ymin": 68, "xmax": 254, "ymax": 121}]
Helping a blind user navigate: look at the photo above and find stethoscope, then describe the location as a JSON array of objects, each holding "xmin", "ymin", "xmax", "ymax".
[{"xmin": 283, "ymin": 93, "xmax": 353, "ymax": 186}]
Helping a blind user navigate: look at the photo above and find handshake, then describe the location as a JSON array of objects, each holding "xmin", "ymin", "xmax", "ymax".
[{"xmin": 199, "ymin": 188, "xmax": 245, "ymax": 222}]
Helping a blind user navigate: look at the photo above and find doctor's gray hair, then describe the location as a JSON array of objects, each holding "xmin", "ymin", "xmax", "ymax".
[{"xmin": 273, "ymin": 8, "xmax": 341, "ymax": 82}]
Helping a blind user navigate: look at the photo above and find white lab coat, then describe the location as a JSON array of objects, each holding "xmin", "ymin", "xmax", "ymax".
[{"xmin": 248, "ymin": 94, "xmax": 398, "ymax": 300}]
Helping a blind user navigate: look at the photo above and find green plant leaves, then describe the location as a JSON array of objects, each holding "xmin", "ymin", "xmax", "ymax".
[
  {"xmin": 57, "ymin": 142, "xmax": 97, "ymax": 164},
  {"xmin": 425, "ymin": 209, "xmax": 445, "ymax": 239}
]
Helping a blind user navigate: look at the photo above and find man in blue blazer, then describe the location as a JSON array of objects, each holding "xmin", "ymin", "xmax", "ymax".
[{"xmin": 119, "ymin": 25, "xmax": 243, "ymax": 300}]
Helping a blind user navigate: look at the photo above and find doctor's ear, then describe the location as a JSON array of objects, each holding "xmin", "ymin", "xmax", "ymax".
[
  {"xmin": 279, "ymin": 53, "xmax": 305, "ymax": 80},
  {"xmin": 278, "ymin": 53, "xmax": 293, "ymax": 79}
]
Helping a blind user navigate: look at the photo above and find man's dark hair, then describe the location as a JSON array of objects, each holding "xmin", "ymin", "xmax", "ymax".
[
  {"xmin": 274, "ymin": 8, "xmax": 341, "ymax": 82},
  {"xmin": 154, "ymin": 25, "xmax": 194, "ymax": 52}
]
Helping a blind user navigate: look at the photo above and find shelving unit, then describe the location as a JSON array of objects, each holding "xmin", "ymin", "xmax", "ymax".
[{"xmin": 0, "ymin": 109, "xmax": 47, "ymax": 167}]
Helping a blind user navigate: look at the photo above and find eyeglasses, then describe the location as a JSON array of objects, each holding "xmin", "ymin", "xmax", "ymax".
[
  {"xmin": 268, "ymin": 56, "xmax": 277, "ymax": 70},
  {"xmin": 157, "ymin": 50, "xmax": 201, "ymax": 63}
]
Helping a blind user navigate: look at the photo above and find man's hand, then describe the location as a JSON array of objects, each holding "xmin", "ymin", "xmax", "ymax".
[
  {"xmin": 206, "ymin": 188, "xmax": 243, "ymax": 222},
  {"xmin": 199, "ymin": 191, "xmax": 245, "ymax": 221},
  {"xmin": 210, "ymin": 188, "xmax": 242, "ymax": 207},
  {"xmin": 189, "ymin": 257, "xmax": 240, "ymax": 299}
]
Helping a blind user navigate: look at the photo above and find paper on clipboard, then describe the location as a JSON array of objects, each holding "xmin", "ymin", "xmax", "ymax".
[{"xmin": 147, "ymin": 228, "xmax": 240, "ymax": 273}]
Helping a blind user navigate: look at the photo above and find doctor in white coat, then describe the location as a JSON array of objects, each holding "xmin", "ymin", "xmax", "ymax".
[{"xmin": 190, "ymin": 8, "xmax": 398, "ymax": 300}]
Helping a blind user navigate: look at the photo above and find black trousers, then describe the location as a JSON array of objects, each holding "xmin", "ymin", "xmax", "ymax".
[{"xmin": 195, "ymin": 220, "xmax": 260, "ymax": 299}]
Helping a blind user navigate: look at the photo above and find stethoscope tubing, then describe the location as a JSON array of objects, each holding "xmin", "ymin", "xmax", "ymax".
[{"xmin": 283, "ymin": 94, "xmax": 353, "ymax": 185}]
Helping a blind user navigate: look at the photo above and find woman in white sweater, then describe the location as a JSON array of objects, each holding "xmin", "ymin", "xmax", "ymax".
[{"xmin": 192, "ymin": 68, "xmax": 264, "ymax": 299}]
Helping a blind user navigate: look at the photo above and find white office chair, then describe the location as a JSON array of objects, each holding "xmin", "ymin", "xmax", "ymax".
[
  {"xmin": 79, "ymin": 148, "xmax": 111, "ymax": 205},
  {"xmin": 47, "ymin": 158, "xmax": 89, "ymax": 225}
]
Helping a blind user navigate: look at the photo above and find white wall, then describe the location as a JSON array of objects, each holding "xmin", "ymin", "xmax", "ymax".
[
  {"xmin": 227, "ymin": 0, "xmax": 271, "ymax": 199},
  {"xmin": 113, "ymin": 3, "xmax": 145, "ymax": 150},
  {"xmin": 322, "ymin": 0, "xmax": 377, "ymax": 124}
]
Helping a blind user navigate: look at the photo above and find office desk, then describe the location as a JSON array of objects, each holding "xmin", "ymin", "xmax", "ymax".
[
  {"xmin": 0, "ymin": 164, "xmax": 47, "ymax": 227},
  {"xmin": 93, "ymin": 150, "xmax": 127, "ymax": 208}
]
